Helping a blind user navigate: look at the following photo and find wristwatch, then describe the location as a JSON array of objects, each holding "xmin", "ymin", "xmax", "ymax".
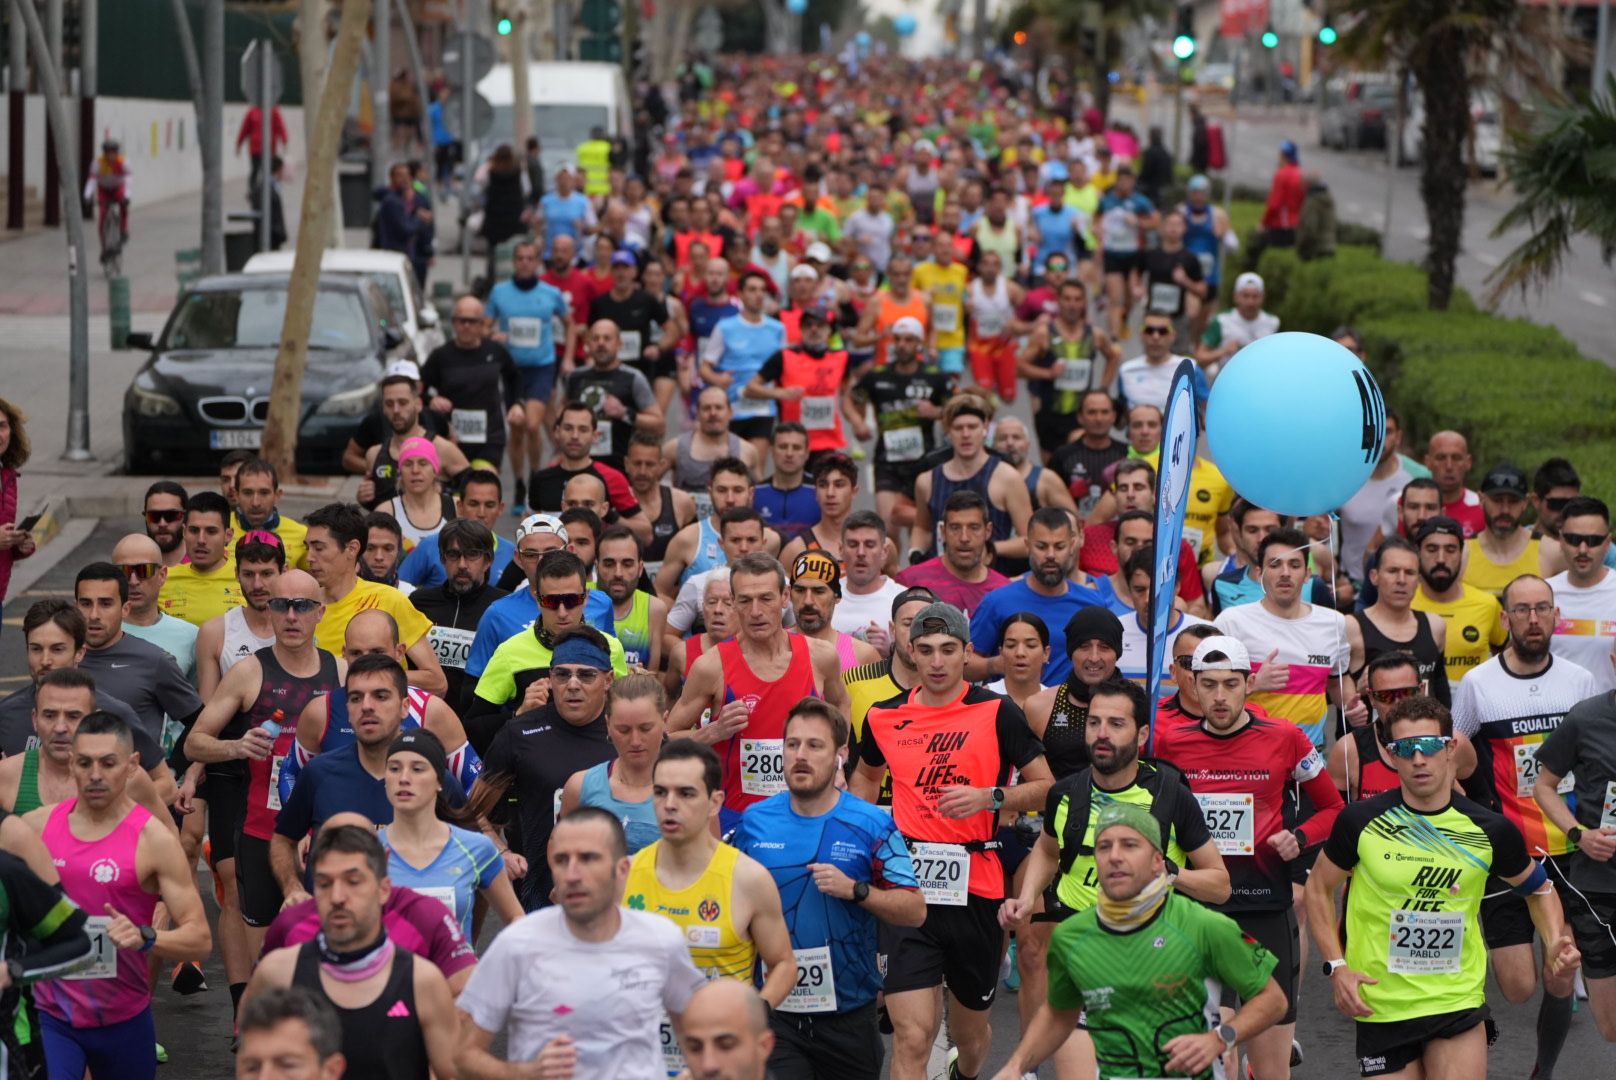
[
  {"xmin": 990, "ymin": 787, "xmax": 1006, "ymax": 810},
  {"xmin": 1322, "ymin": 958, "xmax": 1346, "ymax": 978},
  {"xmin": 1216, "ymin": 1022, "xmax": 1239, "ymax": 1050},
  {"xmin": 138, "ymin": 925, "xmax": 158, "ymax": 954},
  {"xmin": 4, "ymin": 959, "xmax": 22, "ymax": 984},
  {"xmin": 1568, "ymin": 826, "xmax": 1585, "ymax": 846},
  {"xmin": 852, "ymin": 881, "xmax": 871, "ymax": 904}
]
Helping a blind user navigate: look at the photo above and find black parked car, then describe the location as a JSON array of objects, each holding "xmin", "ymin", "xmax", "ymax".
[{"xmin": 123, "ymin": 273, "xmax": 408, "ymax": 474}]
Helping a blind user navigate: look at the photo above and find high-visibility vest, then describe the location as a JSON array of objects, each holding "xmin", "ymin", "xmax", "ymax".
[{"xmin": 576, "ymin": 139, "xmax": 612, "ymax": 196}]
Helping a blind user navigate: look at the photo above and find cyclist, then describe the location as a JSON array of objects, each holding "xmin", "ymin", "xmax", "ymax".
[{"xmin": 88, "ymin": 138, "xmax": 131, "ymax": 247}]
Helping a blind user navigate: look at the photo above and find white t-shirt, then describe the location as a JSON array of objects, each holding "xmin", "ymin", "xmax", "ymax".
[
  {"xmin": 1120, "ymin": 609, "xmax": 1213, "ymax": 687},
  {"xmin": 832, "ymin": 578, "xmax": 907, "ymax": 637},
  {"xmin": 456, "ymin": 907, "xmax": 706, "ymax": 1077},
  {"xmin": 1548, "ymin": 569, "xmax": 1616, "ymax": 694},
  {"xmin": 1339, "ymin": 465, "xmax": 1411, "ymax": 582},
  {"xmin": 1451, "ymin": 653, "xmax": 1596, "ymax": 740},
  {"xmin": 1215, "ymin": 601, "xmax": 1352, "ymax": 748},
  {"xmin": 1117, "ymin": 354, "xmax": 1190, "ymax": 415}
]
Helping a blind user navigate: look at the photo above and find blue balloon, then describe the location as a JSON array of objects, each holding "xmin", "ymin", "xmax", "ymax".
[
  {"xmin": 786, "ymin": 0, "xmax": 807, "ymax": 13},
  {"xmin": 856, "ymin": 30, "xmax": 871, "ymax": 45},
  {"xmin": 894, "ymin": 13, "xmax": 917, "ymax": 36},
  {"xmin": 1205, "ymin": 332, "xmax": 1385, "ymax": 517}
]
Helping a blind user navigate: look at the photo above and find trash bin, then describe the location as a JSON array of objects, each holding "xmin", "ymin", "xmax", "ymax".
[
  {"xmin": 339, "ymin": 169, "xmax": 373, "ymax": 230},
  {"xmin": 224, "ymin": 230, "xmax": 257, "ymax": 272},
  {"xmin": 108, "ymin": 276, "xmax": 131, "ymax": 350}
]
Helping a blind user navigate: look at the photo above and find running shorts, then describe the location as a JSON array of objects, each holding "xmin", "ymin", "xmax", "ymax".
[
  {"xmin": 882, "ymin": 894, "xmax": 1003, "ymax": 1011},
  {"xmin": 1355, "ymin": 1005, "xmax": 1488, "ymax": 1077}
]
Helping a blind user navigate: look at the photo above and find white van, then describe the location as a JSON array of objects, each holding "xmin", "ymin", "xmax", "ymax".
[{"xmin": 476, "ymin": 62, "xmax": 634, "ymax": 181}]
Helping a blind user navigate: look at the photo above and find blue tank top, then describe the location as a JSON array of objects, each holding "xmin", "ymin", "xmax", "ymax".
[
  {"xmin": 715, "ymin": 314, "xmax": 786, "ymax": 419},
  {"xmin": 1025, "ymin": 464, "xmax": 1044, "ymax": 506},
  {"xmin": 578, "ymin": 761, "xmax": 660, "ymax": 854},
  {"xmin": 754, "ymin": 481, "xmax": 822, "ymax": 534},
  {"xmin": 689, "ymin": 297, "xmax": 739, "ymax": 351},
  {"xmin": 927, "ymin": 458, "xmax": 1013, "ymax": 542},
  {"xmin": 1181, "ymin": 203, "xmax": 1221, "ymax": 284},
  {"xmin": 682, "ymin": 516, "xmax": 725, "ymax": 585}
]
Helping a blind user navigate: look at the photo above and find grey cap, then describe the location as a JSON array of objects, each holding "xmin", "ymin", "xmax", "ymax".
[{"xmin": 909, "ymin": 602, "xmax": 971, "ymax": 644}]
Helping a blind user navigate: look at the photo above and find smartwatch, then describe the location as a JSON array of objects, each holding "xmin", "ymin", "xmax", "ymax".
[
  {"xmin": 1322, "ymin": 958, "xmax": 1346, "ymax": 978},
  {"xmin": 852, "ymin": 881, "xmax": 871, "ymax": 904},
  {"xmin": 1568, "ymin": 826, "xmax": 1584, "ymax": 846},
  {"xmin": 990, "ymin": 787, "xmax": 1006, "ymax": 810},
  {"xmin": 1216, "ymin": 1022, "xmax": 1239, "ymax": 1049},
  {"xmin": 138, "ymin": 925, "xmax": 158, "ymax": 954}
]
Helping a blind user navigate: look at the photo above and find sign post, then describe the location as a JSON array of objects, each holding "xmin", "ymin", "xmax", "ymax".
[{"xmin": 241, "ymin": 39, "xmax": 284, "ymax": 253}]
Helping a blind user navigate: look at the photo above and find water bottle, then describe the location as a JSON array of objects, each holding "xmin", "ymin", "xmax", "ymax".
[{"xmin": 260, "ymin": 708, "xmax": 285, "ymax": 741}]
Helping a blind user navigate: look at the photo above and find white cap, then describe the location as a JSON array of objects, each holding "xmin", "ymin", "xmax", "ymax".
[
  {"xmin": 515, "ymin": 513, "xmax": 569, "ymax": 544},
  {"xmin": 1234, "ymin": 272, "xmax": 1265, "ymax": 294},
  {"xmin": 1191, "ymin": 636, "xmax": 1253, "ymax": 673},
  {"xmin": 805, "ymin": 241, "xmax": 834, "ymax": 263},
  {"xmin": 384, "ymin": 359, "xmax": 421, "ymax": 382},
  {"xmin": 790, "ymin": 263, "xmax": 819, "ymax": 281},
  {"xmin": 891, "ymin": 316, "xmax": 925, "ymax": 339}
]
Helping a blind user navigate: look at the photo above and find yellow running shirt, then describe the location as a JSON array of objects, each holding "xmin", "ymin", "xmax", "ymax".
[
  {"xmin": 316, "ymin": 579, "xmax": 433, "ymax": 655},
  {"xmin": 912, "ymin": 261, "xmax": 968, "ymax": 349},
  {"xmin": 624, "ymin": 840, "xmax": 755, "ymax": 981},
  {"xmin": 1461, "ymin": 537, "xmax": 1541, "ymax": 599},
  {"xmin": 1412, "ymin": 583, "xmax": 1507, "ymax": 686},
  {"xmin": 159, "ymin": 561, "xmax": 243, "ymax": 626}
]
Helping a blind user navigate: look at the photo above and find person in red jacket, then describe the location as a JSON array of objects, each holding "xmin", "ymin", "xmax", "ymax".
[
  {"xmin": 236, "ymin": 105, "xmax": 289, "ymax": 192},
  {"xmin": 1261, "ymin": 140, "xmax": 1305, "ymax": 249}
]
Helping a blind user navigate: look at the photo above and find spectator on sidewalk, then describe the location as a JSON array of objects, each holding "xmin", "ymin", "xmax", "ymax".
[
  {"xmin": 1261, "ymin": 139, "xmax": 1305, "ymax": 248},
  {"xmin": 0, "ymin": 398, "xmax": 35, "ymax": 632},
  {"xmin": 236, "ymin": 104, "xmax": 289, "ymax": 193},
  {"xmin": 373, "ymin": 162, "xmax": 432, "ymax": 285}
]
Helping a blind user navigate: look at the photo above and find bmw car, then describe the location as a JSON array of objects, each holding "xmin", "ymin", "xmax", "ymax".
[{"xmin": 123, "ymin": 273, "xmax": 408, "ymax": 474}]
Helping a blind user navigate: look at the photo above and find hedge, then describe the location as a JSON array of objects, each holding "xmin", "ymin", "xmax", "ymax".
[{"xmin": 1217, "ymin": 213, "xmax": 1616, "ymax": 498}]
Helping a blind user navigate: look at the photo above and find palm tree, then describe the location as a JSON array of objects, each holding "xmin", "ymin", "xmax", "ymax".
[
  {"xmin": 1335, "ymin": 0, "xmax": 1569, "ymax": 310},
  {"xmin": 1485, "ymin": 77, "xmax": 1616, "ymax": 305},
  {"xmin": 1004, "ymin": 0, "xmax": 1168, "ymax": 121}
]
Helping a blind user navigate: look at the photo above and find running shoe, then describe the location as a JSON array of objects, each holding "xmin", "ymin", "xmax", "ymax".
[{"xmin": 170, "ymin": 961, "xmax": 207, "ymax": 995}]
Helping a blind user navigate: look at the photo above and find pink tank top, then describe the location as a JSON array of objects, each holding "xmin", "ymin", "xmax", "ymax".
[
  {"xmin": 35, "ymin": 800, "xmax": 159, "ymax": 1027},
  {"xmin": 834, "ymin": 632, "xmax": 858, "ymax": 673}
]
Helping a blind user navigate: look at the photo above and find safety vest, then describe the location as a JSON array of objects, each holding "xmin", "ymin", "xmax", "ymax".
[{"xmin": 577, "ymin": 139, "xmax": 612, "ymax": 197}]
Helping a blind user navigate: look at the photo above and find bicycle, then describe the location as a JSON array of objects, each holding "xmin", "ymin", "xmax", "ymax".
[{"xmin": 99, "ymin": 200, "xmax": 125, "ymax": 277}]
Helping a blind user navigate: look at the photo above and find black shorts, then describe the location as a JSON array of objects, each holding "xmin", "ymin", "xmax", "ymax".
[
  {"xmin": 1103, "ymin": 251, "xmax": 1142, "ymax": 277},
  {"xmin": 730, "ymin": 417, "xmax": 775, "ymax": 443},
  {"xmin": 996, "ymin": 824, "xmax": 1031, "ymax": 884},
  {"xmin": 1223, "ymin": 908, "xmax": 1300, "ymax": 1024},
  {"xmin": 882, "ymin": 894, "xmax": 1003, "ymax": 1010},
  {"xmin": 1481, "ymin": 855, "xmax": 1572, "ymax": 949},
  {"xmin": 235, "ymin": 833, "xmax": 285, "ymax": 928},
  {"xmin": 767, "ymin": 1001, "xmax": 883, "ymax": 1080},
  {"xmin": 1355, "ymin": 1005, "xmax": 1489, "ymax": 1077},
  {"xmin": 873, "ymin": 461, "xmax": 923, "ymax": 495},
  {"xmin": 1033, "ymin": 407, "xmax": 1076, "ymax": 456},
  {"xmin": 200, "ymin": 771, "xmax": 246, "ymax": 866},
  {"xmin": 1563, "ymin": 885, "xmax": 1616, "ymax": 978}
]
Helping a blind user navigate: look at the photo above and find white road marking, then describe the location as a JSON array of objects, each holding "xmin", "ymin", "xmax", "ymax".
[{"xmin": 1581, "ymin": 291, "xmax": 1609, "ymax": 308}]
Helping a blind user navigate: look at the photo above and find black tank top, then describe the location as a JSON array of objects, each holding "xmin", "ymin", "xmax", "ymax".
[
  {"xmin": 1352, "ymin": 610, "xmax": 1451, "ymax": 706},
  {"xmin": 1042, "ymin": 680, "xmax": 1094, "ymax": 779},
  {"xmin": 647, "ymin": 484, "xmax": 680, "ymax": 562},
  {"xmin": 369, "ymin": 437, "xmax": 402, "ymax": 508},
  {"xmin": 927, "ymin": 458, "xmax": 1014, "ymax": 542},
  {"xmin": 293, "ymin": 943, "xmax": 428, "ymax": 1080},
  {"xmin": 212, "ymin": 646, "xmax": 339, "ymax": 782}
]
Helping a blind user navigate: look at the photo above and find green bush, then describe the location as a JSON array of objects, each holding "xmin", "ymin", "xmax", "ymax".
[{"xmin": 1254, "ymin": 247, "xmax": 1301, "ymax": 311}]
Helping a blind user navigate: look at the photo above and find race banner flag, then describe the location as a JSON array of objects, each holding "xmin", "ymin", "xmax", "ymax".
[{"xmin": 1145, "ymin": 359, "xmax": 1199, "ymax": 751}]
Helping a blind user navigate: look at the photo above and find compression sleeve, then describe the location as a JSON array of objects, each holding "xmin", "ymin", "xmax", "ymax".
[
  {"xmin": 1296, "ymin": 769, "xmax": 1346, "ymax": 849},
  {"xmin": 0, "ymin": 852, "xmax": 93, "ymax": 983}
]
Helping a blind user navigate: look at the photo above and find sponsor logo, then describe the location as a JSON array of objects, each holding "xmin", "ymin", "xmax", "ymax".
[
  {"xmin": 90, "ymin": 857, "xmax": 121, "ymax": 884},
  {"xmin": 1463, "ymin": 625, "xmax": 1480, "ymax": 643},
  {"xmin": 697, "ymin": 897, "xmax": 722, "ymax": 923}
]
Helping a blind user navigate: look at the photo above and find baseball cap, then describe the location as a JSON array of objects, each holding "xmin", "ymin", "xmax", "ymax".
[
  {"xmin": 798, "ymin": 296, "xmax": 835, "ymax": 325},
  {"xmin": 1190, "ymin": 635, "xmax": 1253, "ymax": 673},
  {"xmin": 891, "ymin": 316, "xmax": 925, "ymax": 339},
  {"xmin": 805, "ymin": 241, "xmax": 834, "ymax": 263},
  {"xmin": 1279, "ymin": 139, "xmax": 1299, "ymax": 162},
  {"xmin": 1413, "ymin": 515, "xmax": 1464, "ymax": 545},
  {"xmin": 1094, "ymin": 801, "xmax": 1164, "ymax": 853},
  {"xmin": 1187, "ymin": 174, "xmax": 1212, "ymax": 194},
  {"xmin": 891, "ymin": 586, "xmax": 939, "ymax": 620},
  {"xmin": 384, "ymin": 359, "xmax": 421, "ymax": 382},
  {"xmin": 790, "ymin": 263, "xmax": 819, "ymax": 282},
  {"xmin": 516, "ymin": 513, "xmax": 569, "ymax": 544},
  {"xmin": 909, "ymin": 602, "xmax": 970, "ymax": 644},
  {"xmin": 1044, "ymin": 162, "xmax": 1070, "ymax": 184},
  {"xmin": 1480, "ymin": 463, "xmax": 1529, "ymax": 498},
  {"xmin": 1234, "ymin": 272, "xmax": 1265, "ymax": 294},
  {"xmin": 610, "ymin": 250, "xmax": 638, "ymax": 267}
]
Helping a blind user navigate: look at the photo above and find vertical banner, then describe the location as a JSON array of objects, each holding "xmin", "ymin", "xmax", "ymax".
[{"xmin": 1145, "ymin": 360, "xmax": 1199, "ymax": 751}]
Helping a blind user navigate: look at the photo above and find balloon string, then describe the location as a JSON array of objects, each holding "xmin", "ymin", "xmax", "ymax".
[{"xmin": 1327, "ymin": 513, "xmax": 1350, "ymax": 742}]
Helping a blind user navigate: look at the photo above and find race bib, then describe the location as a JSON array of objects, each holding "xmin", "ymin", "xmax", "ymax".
[
  {"xmin": 1387, "ymin": 909, "xmax": 1464, "ymax": 975},
  {"xmin": 801, "ymin": 396, "xmax": 837, "ymax": 431},
  {"xmin": 1195, "ymin": 792, "xmax": 1255, "ymax": 856},
  {"xmin": 643, "ymin": 559, "xmax": 663, "ymax": 582},
  {"xmin": 553, "ymin": 787, "xmax": 564, "ymax": 823},
  {"xmin": 507, "ymin": 316, "xmax": 543, "ymax": 349},
  {"xmin": 732, "ymin": 394, "xmax": 773, "ymax": 419},
  {"xmin": 617, "ymin": 329, "xmax": 642, "ymax": 361},
  {"xmin": 660, "ymin": 1016, "xmax": 685, "ymax": 1076},
  {"xmin": 1149, "ymin": 283, "xmax": 1183, "ymax": 312},
  {"xmin": 428, "ymin": 626, "xmax": 476, "ymax": 671},
  {"xmin": 65, "ymin": 917, "xmax": 119, "ymax": 981},
  {"xmin": 1196, "ymin": 251, "xmax": 1216, "ymax": 279},
  {"xmin": 692, "ymin": 492, "xmax": 714, "ymax": 521},
  {"xmin": 414, "ymin": 884, "xmax": 460, "ymax": 921},
  {"xmin": 882, "ymin": 426, "xmax": 925, "ymax": 462},
  {"xmin": 591, "ymin": 419, "xmax": 614, "ymax": 457},
  {"xmin": 267, "ymin": 755, "xmax": 285, "ymax": 812},
  {"xmin": 1182, "ymin": 525, "xmax": 1205, "ymax": 554},
  {"xmin": 910, "ymin": 842, "xmax": 969, "ymax": 906},
  {"xmin": 1053, "ymin": 357, "xmax": 1093, "ymax": 392},
  {"xmin": 740, "ymin": 738, "xmax": 786, "ymax": 797},
  {"xmin": 452, "ymin": 409, "xmax": 488, "ymax": 444},
  {"xmin": 1601, "ymin": 782, "xmax": 1616, "ymax": 830},
  {"xmin": 774, "ymin": 945, "xmax": 836, "ymax": 1013},
  {"xmin": 1515, "ymin": 743, "xmax": 1573, "ymax": 798},
  {"xmin": 976, "ymin": 311, "xmax": 1007, "ymax": 338},
  {"xmin": 932, "ymin": 305, "xmax": 960, "ymax": 333}
]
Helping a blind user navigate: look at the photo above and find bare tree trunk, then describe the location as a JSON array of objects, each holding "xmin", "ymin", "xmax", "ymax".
[
  {"xmin": 262, "ymin": 0, "xmax": 371, "ymax": 479},
  {"xmin": 511, "ymin": 1, "xmax": 532, "ymax": 151},
  {"xmin": 299, "ymin": 0, "xmax": 344, "ymax": 243},
  {"xmin": 665, "ymin": 4, "xmax": 697, "ymax": 82},
  {"xmin": 201, "ymin": 0, "xmax": 225, "ymax": 273},
  {"xmin": 1415, "ymin": 34, "xmax": 1468, "ymax": 310}
]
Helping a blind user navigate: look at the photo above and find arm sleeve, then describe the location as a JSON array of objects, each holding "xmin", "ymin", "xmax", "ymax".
[
  {"xmin": 154, "ymin": 655, "xmax": 205, "ymax": 721},
  {"xmin": 701, "ymin": 326, "xmax": 727, "ymax": 365},
  {"xmin": 631, "ymin": 371, "xmax": 656, "ymax": 411},
  {"xmin": 995, "ymin": 699, "xmax": 1046, "ymax": 772},
  {"xmin": 1295, "ymin": 733, "xmax": 1345, "ymax": 848},
  {"xmin": 968, "ymin": 596, "xmax": 1001, "ymax": 657},
  {"xmin": 667, "ymin": 579, "xmax": 703, "ymax": 635},
  {"xmin": 1450, "ymin": 677, "xmax": 1480, "ymax": 739},
  {"xmin": 273, "ymin": 766, "xmax": 318, "ymax": 840},
  {"xmin": 757, "ymin": 352, "xmax": 784, "ymax": 384},
  {"xmin": 660, "ymin": 927, "xmax": 709, "ymax": 1014},
  {"xmin": 1481, "ymin": 807, "xmax": 1533, "ymax": 880},
  {"xmin": 498, "ymin": 348, "xmax": 523, "ymax": 412},
  {"xmin": 0, "ymin": 855, "xmax": 93, "ymax": 983},
  {"xmin": 454, "ymin": 934, "xmax": 516, "ymax": 1035},
  {"xmin": 856, "ymin": 706, "xmax": 888, "ymax": 768},
  {"xmin": 872, "ymin": 825, "xmax": 919, "ymax": 890}
]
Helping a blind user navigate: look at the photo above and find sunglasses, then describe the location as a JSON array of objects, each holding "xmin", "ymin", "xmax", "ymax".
[
  {"xmin": 1385, "ymin": 735, "xmax": 1452, "ymax": 760},
  {"xmin": 116, "ymin": 562, "xmax": 162, "ymax": 581},
  {"xmin": 451, "ymin": 315, "xmax": 482, "ymax": 325},
  {"xmin": 267, "ymin": 597, "xmax": 322, "ymax": 615},
  {"xmin": 144, "ymin": 509, "xmax": 183, "ymax": 525},
  {"xmin": 1173, "ymin": 655, "xmax": 1196, "ymax": 670},
  {"xmin": 1545, "ymin": 496, "xmax": 1573, "ymax": 513},
  {"xmin": 537, "ymin": 592, "xmax": 588, "ymax": 611},
  {"xmin": 1367, "ymin": 685, "xmax": 1421, "ymax": 704},
  {"xmin": 1045, "ymin": 263, "xmax": 1068, "ymax": 273},
  {"xmin": 1562, "ymin": 531, "xmax": 1609, "ymax": 550},
  {"xmin": 1142, "ymin": 326, "xmax": 1173, "ymax": 337},
  {"xmin": 550, "ymin": 666, "xmax": 603, "ymax": 685}
]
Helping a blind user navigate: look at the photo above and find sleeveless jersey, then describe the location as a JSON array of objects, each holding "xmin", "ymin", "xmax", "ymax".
[
  {"xmin": 1346, "ymin": 724, "xmax": 1403, "ymax": 803},
  {"xmin": 912, "ymin": 262, "xmax": 967, "ymax": 349},
  {"xmin": 387, "ymin": 493, "xmax": 454, "ymax": 552},
  {"xmin": 1042, "ymin": 680, "xmax": 1096, "ymax": 780},
  {"xmin": 1354, "ymin": 609, "xmax": 1451, "ymax": 706},
  {"xmin": 369, "ymin": 436, "xmax": 403, "ymax": 507},
  {"xmin": 1451, "ymin": 654, "xmax": 1597, "ymax": 858},
  {"xmin": 12, "ymin": 750, "xmax": 43, "ymax": 816},
  {"xmin": 776, "ymin": 349, "xmax": 850, "ymax": 452},
  {"xmin": 645, "ymin": 485, "xmax": 681, "ymax": 569},
  {"xmin": 681, "ymin": 517, "xmax": 725, "ymax": 586},
  {"xmin": 926, "ymin": 459, "xmax": 1013, "ymax": 544},
  {"xmin": 831, "ymin": 632, "xmax": 860, "ymax": 675},
  {"xmin": 624, "ymin": 840, "xmax": 755, "ymax": 980},
  {"xmin": 241, "ymin": 647, "xmax": 341, "ymax": 841},
  {"xmin": 714, "ymin": 314, "xmax": 786, "ymax": 420},
  {"xmin": 292, "ymin": 943, "xmax": 428, "ymax": 1080},
  {"xmin": 613, "ymin": 591, "xmax": 653, "ymax": 667},
  {"xmin": 1045, "ymin": 765, "xmax": 1202, "ymax": 914},
  {"xmin": 969, "ymin": 218, "xmax": 1020, "ymax": 273},
  {"xmin": 1463, "ymin": 536, "xmax": 1542, "ymax": 599},
  {"xmin": 1038, "ymin": 324, "xmax": 1100, "ymax": 415},
  {"xmin": 967, "ymin": 276, "xmax": 1015, "ymax": 342},
  {"xmin": 281, "ymin": 688, "xmax": 478, "ymax": 805},
  {"xmin": 1180, "ymin": 202, "xmax": 1222, "ymax": 284},
  {"xmin": 578, "ymin": 760, "xmax": 659, "ymax": 854},
  {"xmin": 714, "ymin": 635, "xmax": 818, "ymax": 813},
  {"xmin": 219, "ymin": 606, "xmax": 275, "ymax": 676},
  {"xmin": 873, "ymin": 292, "xmax": 928, "ymax": 368},
  {"xmin": 35, "ymin": 801, "xmax": 158, "ymax": 1027}
]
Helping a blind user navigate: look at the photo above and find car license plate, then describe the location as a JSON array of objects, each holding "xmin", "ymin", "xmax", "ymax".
[{"xmin": 209, "ymin": 429, "xmax": 263, "ymax": 450}]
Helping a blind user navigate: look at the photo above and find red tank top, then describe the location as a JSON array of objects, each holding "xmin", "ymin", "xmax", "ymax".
[
  {"xmin": 685, "ymin": 635, "xmax": 706, "ymax": 677},
  {"xmin": 242, "ymin": 646, "xmax": 341, "ymax": 841},
  {"xmin": 1349, "ymin": 724, "xmax": 1402, "ymax": 802},
  {"xmin": 778, "ymin": 348, "xmax": 849, "ymax": 452},
  {"xmin": 714, "ymin": 635, "xmax": 818, "ymax": 812}
]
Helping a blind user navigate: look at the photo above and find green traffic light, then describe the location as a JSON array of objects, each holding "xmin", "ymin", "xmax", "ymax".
[
  {"xmin": 1172, "ymin": 34, "xmax": 1196, "ymax": 61},
  {"xmin": 1261, "ymin": 30, "xmax": 1279, "ymax": 48},
  {"xmin": 1318, "ymin": 26, "xmax": 1337, "ymax": 45},
  {"xmin": 496, "ymin": 16, "xmax": 513, "ymax": 34}
]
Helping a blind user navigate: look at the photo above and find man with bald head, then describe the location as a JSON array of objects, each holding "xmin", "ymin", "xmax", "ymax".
[
  {"xmin": 679, "ymin": 979, "xmax": 775, "ymax": 1080},
  {"xmin": 1424, "ymin": 430, "xmax": 1485, "ymax": 538},
  {"xmin": 112, "ymin": 533, "xmax": 199, "ymax": 683},
  {"xmin": 183, "ymin": 569, "xmax": 341, "ymax": 983},
  {"xmin": 564, "ymin": 318, "xmax": 664, "ymax": 470},
  {"xmin": 419, "ymin": 294, "xmax": 525, "ymax": 471}
]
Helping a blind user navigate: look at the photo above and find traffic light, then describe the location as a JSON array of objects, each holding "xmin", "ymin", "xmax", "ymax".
[
  {"xmin": 496, "ymin": 16, "xmax": 513, "ymax": 35},
  {"xmin": 1261, "ymin": 26, "xmax": 1279, "ymax": 49},
  {"xmin": 1317, "ymin": 24, "xmax": 1337, "ymax": 45},
  {"xmin": 1172, "ymin": 3, "xmax": 1195, "ymax": 61}
]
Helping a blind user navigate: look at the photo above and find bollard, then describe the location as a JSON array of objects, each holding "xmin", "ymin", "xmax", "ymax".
[
  {"xmin": 108, "ymin": 275, "xmax": 131, "ymax": 351},
  {"xmin": 174, "ymin": 247, "xmax": 201, "ymax": 289}
]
